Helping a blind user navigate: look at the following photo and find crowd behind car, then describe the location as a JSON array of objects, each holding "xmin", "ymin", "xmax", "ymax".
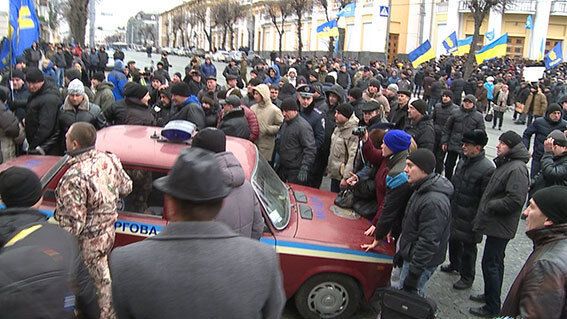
[{"xmin": 1, "ymin": 40, "xmax": 567, "ymax": 319}]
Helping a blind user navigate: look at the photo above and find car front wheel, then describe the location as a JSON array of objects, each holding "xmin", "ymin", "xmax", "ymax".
[{"xmin": 295, "ymin": 273, "xmax": 362, "ymax": 319}]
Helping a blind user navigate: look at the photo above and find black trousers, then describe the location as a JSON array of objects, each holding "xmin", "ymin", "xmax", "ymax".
[
  {"xmin": 448, "ymin": 238, "xmax": 477, "ymax": 283},
  {"xmin": 330, "ymin": 179, "xmax": 341, "ymax": 193},
  {"xmin": 444, "ymin": 150, "xmax": 460, "ymax": 181},
  {"xmin": 481, "ymin": 236, "xmax": 510, "ymax": 314},
  {"xmin": 434, "ymin": 141, "xmax": 446, "ymax": 174},
  {"xmin": 492, "ymin": 111, "xmax": 504, "ymax": 128}
]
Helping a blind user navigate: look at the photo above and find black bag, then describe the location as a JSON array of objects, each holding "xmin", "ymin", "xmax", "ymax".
[
  {"xmin": 484, "ymin": 105, "xmax": 494, "ymax": 122},
  {"xmin": 352, "ymin": 198, "xmax": 378, "ymax": 219},
  {"xmin": 334, "ymin": 188, "xmax": 354, "ymax": 208},
  {"xmin": 379, "ymin": 288, "xmax": 437, "ymax": 319}
]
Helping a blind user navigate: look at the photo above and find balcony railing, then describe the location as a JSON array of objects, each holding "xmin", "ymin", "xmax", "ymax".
[
  {"xmin": 459, "ymin": 0, "xmax": 536, "ymax": 13},
  {"xmin": 436, "ymin": 1, "xmax": 448, "ymax": 13},
  {"xmin": 552, "ymin": 1, "xmax": 567, "ymax": 15}
]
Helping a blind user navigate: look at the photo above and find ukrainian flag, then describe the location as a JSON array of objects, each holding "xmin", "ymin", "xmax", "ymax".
[
  {"xmin": 544, "ymin": 42, "xmax": 563, "ymax": 69},
  {"xmin": 442, "ymin": 31, "xmax": 458, "ymax": 54},
  {"xmin": 455, "ymin": 36, "xmax": 473, "ymax": 56},
  {"xmin": 408, "ymin": 40, "xmax": 435, "ymax": 68},
  {"xmin": 475, "ymin": 33, "xmax": 508, "ymax": 64},
  {"xmin": 9, "ymin": 0, "xmax": 40, "ymax": 64},
  {"xmin": 316, "ymin": 20, "xmax": 339, "ymax": 38}
]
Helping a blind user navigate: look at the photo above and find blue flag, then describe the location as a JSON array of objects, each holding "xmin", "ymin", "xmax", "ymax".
[
  {"xmin": 442, "ymin": 31, "xmax": 458, "ymax": 54},
  {"xmin": 9, "ymin": 0, "xmax": 40, "ymax": 64},
  {"xmin": 544, "ymin": 42, "xmax": 563, "ymax": 69},
  {"xmin": 525, "ymin": 15, "xmax": 533, "ymax": 30},
  {"xmin": 0, "ymin": 38, "xmax": 11, "ymax": 70},
  {"xmin": 485, "ymin": 30, "xmax": 495, "ymax": 42},
  {"xmin": 316, "ymin": 20, "xmax": 339, "ymax": 38},
  {"xmin": 337, "ymin": 3, "xmax": 356, "ymax": 18}
]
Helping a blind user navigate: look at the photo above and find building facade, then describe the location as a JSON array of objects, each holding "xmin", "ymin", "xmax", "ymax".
[{"xmin": 126, "ymin": 12, "xmax": 159, "ymax": 46}]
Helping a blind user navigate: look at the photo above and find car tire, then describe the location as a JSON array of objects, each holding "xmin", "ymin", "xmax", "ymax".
[{"xmin": 295, "ymin": 273, "xmax": 362, "ymax": 319}]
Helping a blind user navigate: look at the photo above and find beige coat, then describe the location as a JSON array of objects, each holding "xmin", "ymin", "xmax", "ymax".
[
  {"xmin": 251, "ymin": 84, "xmax": 283, "ymax": 161},
  {"xmin": 524, "ymin": 92, "xmax": 548, "ymax": 116},
  {"xmin": 326, "ymin": 115, "xmax": 359, "ymax": 180}
]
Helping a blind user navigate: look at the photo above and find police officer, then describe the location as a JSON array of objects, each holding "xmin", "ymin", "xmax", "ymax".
[
  {"xmin": 276, "ymin": 98, "xmax": 317, "ymax": 186},
  {"xmin": 296, "ymin": 84, "xmax": 326, "ymax": 188}
]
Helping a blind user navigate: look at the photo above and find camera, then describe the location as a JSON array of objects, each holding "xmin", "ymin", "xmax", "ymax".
[{"xmin": 352, "ymin": 126, "xmax": 367, "ymax": 136}]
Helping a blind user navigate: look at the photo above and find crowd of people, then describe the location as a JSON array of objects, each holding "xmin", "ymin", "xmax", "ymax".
[{"xmin": 1, "ymin": 41, "xmax": 567, "ymax": 319}]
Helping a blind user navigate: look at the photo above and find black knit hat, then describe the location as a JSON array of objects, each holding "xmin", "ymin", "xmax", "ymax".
[
  {"xmin": 336, "ymin": 103, "xmax": 353, "ymax": 119},
  {"xmin": 0, "ymin": 167, "xmax": 43, "ymax": 208},
  {"xmin": 11, "ymin": 69, "xmax": 25, "ymax": 80},
  {"xmin": 348, "ymin": 87, "xmax": 363, "ymax": 100},
  {"xmin": 124, "ymin": 82, "xmax": 149, "ymax": 99},
  {"xmin": 248, "ymin": 78, "xmax": 263, "ymax": 86},
  {"xmin": 192, "ymin": 128, "xmax": 226, "ymax": 153},
  {"xmin": 410, "ymin": 99, "xmax": 427, "ymax": 115},
  {"xmin": 499, "ymin": 130, "xmax": 522, "ymax": 148},
  {"xmin": 170, "ymin": 82, "xmax": 191, "ymax": 97},
  {"xmin": 462, "ymin": 129, "xmax": 488, "ymax": 146},
  {"xmin": 547, "ymin": 103, "xmax": 562, "ymax": 114},
  {"xmin": 92, "ymin": 71, "xmax": 105, "ymax": 82},
  {"xmin": 407, "ymin": 148, "xmax": 436, "ymax": 174},
  {"xmin": 532, "ymin": 186, "xmax": 567, "ymax": 224},
  {"xmin": 281, "ymin": 98, "xmax": 299, "ymax": 111},
  {"xmin": 369, "ymin": 78, "xmax": 381, "ymax": 88},
  {"xmin": 442, "ymin": 90, "xmax": 453, "ymax": 99},
  {"xmin": 152, "ymin": 75, "xmax": 166, "ymax": 84},
  {"xmin": 25, "ymin": 68, "xmax": 44, "ymax": 83}
]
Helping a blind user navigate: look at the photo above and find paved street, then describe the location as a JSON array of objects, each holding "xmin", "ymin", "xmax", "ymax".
[{"xmin": 119, "ymin": 50, "xmax": 533, "ymax": 318}]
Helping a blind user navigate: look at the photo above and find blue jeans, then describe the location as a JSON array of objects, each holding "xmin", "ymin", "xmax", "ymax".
[
  {"xmin": 55, "ymin": 67, "xmax": 64, "ymax": 87},
  {"xmin": 390, "ymin": 262, "xmax": 437, "ymax": 297}
]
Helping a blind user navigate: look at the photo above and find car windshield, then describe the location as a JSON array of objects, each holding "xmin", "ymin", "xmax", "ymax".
[{"xmin": 251, "ymin": 156, "xmax": 290, "ymax": 230}]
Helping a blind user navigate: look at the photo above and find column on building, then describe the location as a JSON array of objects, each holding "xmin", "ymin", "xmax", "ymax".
[
  {"xmin": 405, "ymin": 0, "xmax": 422, "ymax": 52},
  {"xmin": 345, "ymin": 3, "xmax": 363, "ymax": 52},
  {"xmin": 486, "ymin": 6, "xmax": 503, "ymax": 43},
  {"xmin": 529, "ymin": 0, "xmax": 552, "ymax": 59},
  {"xmin": 365, "ymin": 0, "xmax": 389, "ymax": 53}
]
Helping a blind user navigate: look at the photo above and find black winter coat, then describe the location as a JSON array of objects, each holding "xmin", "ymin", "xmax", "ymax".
[
  {"xmin": 277, "ymin": 115, "xmax": 316, "ymax": 171},
  {"xmin": 104, "ymin": 98, "xmax": 156, "ymax": 126},
  {"xmin": 432, "ymin": 101, "xmax": 458, "ymax": 144},
  {"xmin": 58, "ymin": 102, "xmax": 106, "ymax": 136},
  {"xmin": 168, "ymin": 102, "xmax": 206, "ymax": 129},
  {"xmin": 450, "ymin": 151, "xmax": 495, "ymax": 243},
  {"xmin": 450, "ymin": 78, "xmax": 466, "ymax": 102},
  {"xmin": 388, "ymin": 103, "xmax": 408, "ymax": 130},
  {"xmin": 530, "ymin": 151, "xmax": 567, "ymax": 196},
  {"xmin": 219, "ymin": 109, "xmax": 250, "ymax": 139},
  {"xmin": 399, "ymin": 174, "xmax": 453, "ymax": 275},
  {"xmin": 0, "ymin": 208, "xmax": 99, "ymax": 319},
  {"xmin": 522, "ymin": 115, "xmax": 567, "ymax": 160},
  {"xmin": 405, "ymin": 115, "xmax": 435, "ymax": 151},
  {"xmin": 474, "ymin": 144, "xmax": 530, "ymax": 239},
  {"xmin": 441, "ymin": 106, "xmax": 485, "ymax": 153},
  {"xmin": 25, "ymin": 82, "xmax": 62, "ymax": 154},
  {"xmin": 8, "ymin": 86, "xmax": 30, "ymax": 121}
]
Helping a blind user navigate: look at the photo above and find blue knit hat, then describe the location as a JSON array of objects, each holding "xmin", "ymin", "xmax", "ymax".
[{"xmin": 383, "ymin": 130, "xmax": 412, "ymax": 154}]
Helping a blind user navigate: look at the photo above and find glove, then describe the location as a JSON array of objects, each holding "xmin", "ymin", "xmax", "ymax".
[
  {"xmin": 392, "ymin": 252, "xmax": 403, "ymax": 268},
  {"xmin": 402, "ymin": 269, "xmax": 420, "ymax": 293},
  {"xmin": 297, "ymin": 166, "xmax": 309, "ymax": 184}
]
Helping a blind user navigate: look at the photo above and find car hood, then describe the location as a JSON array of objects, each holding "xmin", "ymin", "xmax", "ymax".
[{"xmin": 288, "ymin": 184, "xmax": 395, "ymax": 258}]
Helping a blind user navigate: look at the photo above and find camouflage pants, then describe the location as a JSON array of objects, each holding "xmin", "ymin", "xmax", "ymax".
[
  {"xmin": 81, "ymin": 232, "xmax": 115, "ymax": 319},
  {"xmin": 125, "ymin": 169, "xmax": 152, "ymax": 213}
]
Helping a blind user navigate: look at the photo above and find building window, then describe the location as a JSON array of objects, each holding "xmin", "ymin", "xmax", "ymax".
[{"xmin": 507, "ymin": 36, "xmax": 524, "ymax": 58}]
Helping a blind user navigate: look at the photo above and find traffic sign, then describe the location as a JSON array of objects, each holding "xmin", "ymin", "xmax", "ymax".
[{"xmin": 379, "ymin": 5, "xmax": 389, "ymax": 17}]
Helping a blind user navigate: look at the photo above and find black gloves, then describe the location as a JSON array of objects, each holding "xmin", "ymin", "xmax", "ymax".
[
  {"xmin": 392, "ymin": 252, "xmax": 403, "ymax": 268},
  {"xmin": 297, "ymin": 166, "xmax": 309, "ymax": 184},
  {"xmin": 403, "ymin": 269, "xmax": 420, "ymax": 293}
]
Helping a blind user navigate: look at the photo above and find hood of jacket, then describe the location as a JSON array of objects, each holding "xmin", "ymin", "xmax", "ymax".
[
  {"xmin": 97, "ymin": 81, "xmax": 115, "ymax": 91},
  {"xmin": 253, "ymin": 84, "xmax": 271, "ymax": 106},
  {"xmin": 413, "ymin": 173, "xmax": 454, "ymax": 197},
  {"xmin": 215, "ymin": 151, "xmax": 245, "ymax": 188},
  {"xmin": 325, "ymin": 84, "xmax": 345, "ymax": 105},
  {"xmin": 495, "ymin": 143, "xmax": 530, "ymax": 167},
  {"xmin": 113, "ymin": 60, "xmax": 125, "ymax": 72},
  {"xmin": 0, "ymin": 208, "xmax": 47, "ymax": 247}
]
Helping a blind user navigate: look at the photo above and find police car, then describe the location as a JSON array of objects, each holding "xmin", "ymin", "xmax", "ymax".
[{"xmin": 0, "ymin": 125, "xmax": 394, "ymax": 319}]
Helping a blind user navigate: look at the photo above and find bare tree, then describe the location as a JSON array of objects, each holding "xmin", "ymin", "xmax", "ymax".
[
  {"xmin": 290, "ymin": 0, "xmax": 313, "ymax": 57},
  {"xmin": 172, "ymin": 13, "xmax": 187, "ymax": 48},
  {"xmin": 194, "ymin": 0, "xmax": 213, "ymax": 51},
  {"xmin": 62, "ymin": 0, "xmax": 89, "ymax": 45},
  {"xmin": 317, "ymin": 0, "xmax": 352, "ymax": 56},
  {"xmin": 47, "ymin": 0, "xmax": 61, "ymax": 31},
  {"xmin": 463, "ymin": 0, "xmax": 514, "ymax": 79},
  {"xmin": 264, "ymin": 0, "xmax": 291, "ymax": 57},
  {"xmin": 225, "ymin": 1, "xmax": 244, "ymax": 50},
  {"xmin": 164, "ymin": 19, "xmax": 171, "ymax": 47},
  {"xmin": 210, "ymin": 1, "xmax": 230, "ymax": 49}
]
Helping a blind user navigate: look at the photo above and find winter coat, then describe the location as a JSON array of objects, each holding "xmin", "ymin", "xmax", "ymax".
[
  {"xmin": 475, "ymin": 86, "xmax": 488, "ymax": 108},
  {"xmin": 524, "ymin": 92, "xmax": 548, "ymax": 116},
  {"xmin": 336, "ymin": 71, "xmax": 351, "ymax": 90},
  {"xmin": 484, "ymin": 81, "xmax": 495, "ymax": 100},
  {"xmin": 398, "ymin": 174, "xmax": 454, "ymax": 275},
  {"xmin": 299, "ymin": 104, "xmax": 325, "ymax": 150},
  {"xmin": 277, "ymin": 115, "xmax": 317, "ymax": 172},
  {"xmin": 219, "ymin": 108, "xmax": 250, "ymax": 139},
  {"xmin": 388, "ymin": 102, "xmax": 409, "ymax": 130},
  {"xmin": 473, "ymin": 143, "xmax": 530, "ymax": 239},
  {"xmin": 203, "ymin": 104, "xmax": 220, "ymax": 128},
  {"xmin": 432, "ymin": 101, "xmax": 458, "ymax": 144},
  {"xmin": 450, "ymin": 151, "xmax": 495, "ymax": 243},
  {"xmin": 242, "ymin": 106, "xmax": 259, "ymax": 142},
  {"xmin": 450, "ymin": 78, "xmax": 466, "ymax": 102},
  {"xmin": 98, "ymin": 51, "xmax": 109, "ymax": 69},
  {"xmin": 522, "ymin": 114, "xmax": 567, "ymax": 160},
  {"xmin": 200, "ymin": 62, "xmax": 217, "ymax": 79},
  {"xmin": 214, "ymin": 152, "xmax": 264, "ymax": 239},
  {"xmin": 104, "ymin": 98, "xmax": 156, "ymax": 126},
  {"xmin": 501, "ymin": 224, "xmax": 567, "ymax": 319},
  {"xmin": 8, "ymin": 86, "xmax": 30, "ymax": 121},
  {"xmin": 223, "ymin": 65, "xmax": 241, "ymax": 80},
  {"xmin": 0, "ymin": 208, "xmax": 99, "ymax": 319},
  {"xmin": 441, "ymin": 106, "xmax": 485, "ymax": 153},
  {"xmin": 52, "ymin": 52, "xmax": 67, "ymax": 68},
  {"xmin": 93, "ymin": 81, "xmax": 115, "ymax": 112},
  {"xmin": 494, "ymin": 89, "xmax": 509, "ymax": 112},
  {"xmin": 0, "ymin": 103, "xmax": 22, "ymax": 163},
  {"xmin": 251, "ymin": 84, "xmax": 283, "ymax": 161},
  {"xmin": 321, "ymin": 85, "xmax": 345, "ymax": 166},
  {"xmin": 263, "ymin": 67, "xmax": 281, "ymax": 86},
  {"xmin": 327, "ymin": 115, "xmax": 359, "ymax": 180},
  {"xmin": 405, "ymin": 115, "xmax": 435, "ymax": 151},
  {"xmin": 25, "ymin": 81, "xmax": 62, "ymax": 155},
  {"xmin": 168, "ymin": 100, "xmax": 207, "ymax": 130},
  {"xmin": 58, "ymin": 95, "xmax": 106, "ymax": 145},
  {"xmin": 530, "ymin": 151, "xmax": 567, "ymax": 195},
  {"xmin": 107, "ymin": 64, "xmax": 128, "ymax": 100}
]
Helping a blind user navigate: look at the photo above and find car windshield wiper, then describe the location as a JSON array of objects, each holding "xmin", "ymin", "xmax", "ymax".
[{"xmin": 40, "ymin": 155, "xmax": 70, "ymax": 189}]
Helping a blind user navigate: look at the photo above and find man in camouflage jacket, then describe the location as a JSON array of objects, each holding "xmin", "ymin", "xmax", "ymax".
[{"xmin": 55, "ymin": 122, "xmax": 132, "ymax": 319}]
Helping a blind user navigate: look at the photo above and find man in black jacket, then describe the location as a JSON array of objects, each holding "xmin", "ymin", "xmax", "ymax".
[
  {"xmin": 24, "ymin": 68, "xmax": 62, "ymax": 155},
  {"xmin": 0, "ymin": 167, "xmax": 99, "ymax": 319},
  {"xmin": 276, "ymin": 98, "xmax": 316, "ymax": 186},
  {"xmin": 450, "ymin": 72, "xmax": 466, "ymax": 106},
  {"xmin": 529, "ymin": 130, "xmax": 567, "ymax": 196},
  {"xmin": 297, "ymin": 85, "xmax": 325, "ymax": 188},
  {"xmin": 405, "ymin": 99, "xmax": 435, "ymax": 151},
  {"xmin": 394, "ymin": 149, "xmax": 453, "ymax": 296},
  {"xmin": 218, "ymin": 96, "xmax": 250, "ymax": 139},
  {"xmin": 471, "ymin": 131, "xmax": 530, "ymax": 317},
  {"xmin": 7, "ymin": 69, "xmax": 30, "ymax": 121},
  {"xmin": 388, "ymin": 89, "xmax": 410, "ymax": 130},
  {"xmin": 169, "ymin": 82, "xmax": 207, "ymax": 129},
  {"xmin": 440, "ymin": 130, "xmax": 495, "ymax": 290},
  {"xmin": 432, "ymin": 90, "xmax": 459, "ymax": 173}
]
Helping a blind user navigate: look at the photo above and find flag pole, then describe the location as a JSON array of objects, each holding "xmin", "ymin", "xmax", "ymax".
[{"xmin": 8, "ymin": 5, "xmax": 14, "ymax": 104}]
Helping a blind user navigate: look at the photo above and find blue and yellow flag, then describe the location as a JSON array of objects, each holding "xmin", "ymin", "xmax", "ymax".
[
  {"xmin": 337, "ymin": 3, "xmax": 356, "ymax": 18},
  {"xmin": 408, "ymin": 40, "xmax": 435, "ymax": 68},
  {"xmin": 475, "ymin": 33, "xmax": 508, "ymax": 64},
  {"xmin": 442, "ymin": 31, "xmax": 458, "ymax": 54},
  {"xmin": 9, "ymin": 0, "xmax": 40, "ymax": 64},
  {"xmin": 0, "ymin": 38, "xmax": 11, "ymax": 69},
  {"xmin": 545, "ymin": 42, "xmax": 563, "ymax": 69},
  {"xmin": 455, "ymin": 36, "xmax": 473, "ymax": 56},
  {"xmin": 316, "ymin": 19, "xmax": 339, "ymax": 38}
]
